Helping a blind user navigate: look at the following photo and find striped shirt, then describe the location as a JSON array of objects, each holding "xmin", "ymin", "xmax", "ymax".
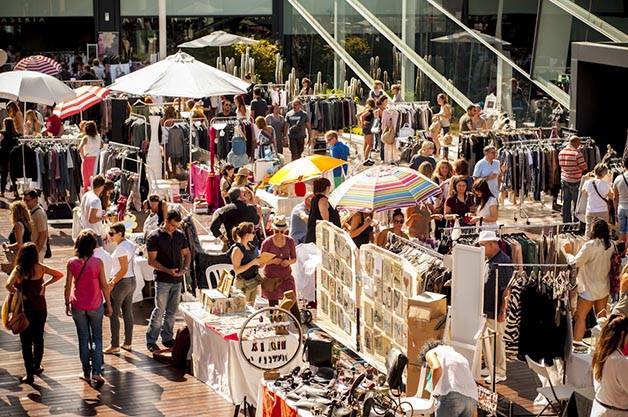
[{"xmin": 558, "ymin": 146, "xmax": 587, "ymax": 182}]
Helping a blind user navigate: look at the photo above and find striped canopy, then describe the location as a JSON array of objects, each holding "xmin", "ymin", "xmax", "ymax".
[
  {"xmin": 329, "ymin": 165, "xmax": 441, "ymax": 212},
  {"xmin": 54, "ymin": 85, "xmax": 110, "ymax": 119},
  {"xmin": 14, "ymin": 55, "xmax": 61, "ymax": 76}
]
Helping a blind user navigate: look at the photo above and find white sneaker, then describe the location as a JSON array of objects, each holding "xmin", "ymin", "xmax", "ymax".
[
  {"xmin": 484, "ymin": 375, "xmax": 507, "ymax": 384},
  {"xmin": 480, "ymin": 368, "xmax": 490, "ymax": 377}
]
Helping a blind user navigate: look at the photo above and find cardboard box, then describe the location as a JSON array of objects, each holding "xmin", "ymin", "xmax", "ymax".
[
  {"xmin": 201, "ymin": 289, "xmax": 246, "ymax": 315},
  {"xmin": 405, "ymin": 292, "xmax": 447, "ymax": 397}
]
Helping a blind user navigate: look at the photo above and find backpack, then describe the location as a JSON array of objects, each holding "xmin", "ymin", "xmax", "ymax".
[
  {"xmin": 231, "ymin": 136, "xmax": 247, "ymax": 156},
  {"xmin": 171, "ymin": 326, "xmax": 191, "ymax": 369}
]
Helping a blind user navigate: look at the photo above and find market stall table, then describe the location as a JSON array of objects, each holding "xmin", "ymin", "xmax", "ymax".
[
  {"xmin": 132, "ymin": 255, "xmax": 155, "ymax": 302},
  {"xmin": 179, "ymin": 302, "xmax": 302, "ymax": 407}
]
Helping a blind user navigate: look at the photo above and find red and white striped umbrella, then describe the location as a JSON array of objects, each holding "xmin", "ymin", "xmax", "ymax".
[
  {"xmin": 14, "ymin": 55, "xmax": 62, "ymax": 76},
  {"xmin": 53, "ymin": 85, "xmax": 110, "ymax": 119}
]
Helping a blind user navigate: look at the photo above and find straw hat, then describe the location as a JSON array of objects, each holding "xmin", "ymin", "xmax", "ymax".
[
  {"xmin": 271, "ymin": 215, "xmax": 289, "ymax": 231},
  {"xmin": 235, "ymin": 167, "xmax": 251, "ymax": 177}
]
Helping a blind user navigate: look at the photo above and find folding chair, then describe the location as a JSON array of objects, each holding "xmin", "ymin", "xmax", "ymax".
[{"xmin": 525, "ymin": 355, "xmax": 575, "ymax": 416}]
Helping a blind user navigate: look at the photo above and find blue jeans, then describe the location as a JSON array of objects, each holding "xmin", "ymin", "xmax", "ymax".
[
  {"xmin": 146, "ymin": 281, "xmax": 181, "ymax": 345},
  {"xmin": 561, "ymin": 180, "xmax": 580, "ymax": 223},
  {"xmin": 436, "ymin": 391, "xmax": 477, "ymax": 417},
  {"xmin": 71, "ymin": 304, "xmax": 104, "ymax": 377},
  {"xmin": 618, "ymin": 207, "xmax": 628, "ymax": 234}
]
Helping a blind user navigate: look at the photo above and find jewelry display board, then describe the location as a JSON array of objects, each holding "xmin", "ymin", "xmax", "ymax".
[
  {"xmin": 315, "ymin": 221, "xmax": 360, "ymax": 352},
  {"xmin": 359, "ymin": 243, "xmax": 418, "ymax": 371}
]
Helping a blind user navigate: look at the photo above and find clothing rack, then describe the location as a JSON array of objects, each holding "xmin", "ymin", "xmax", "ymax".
[
  {"xmin": 128, "ymin": 112, "xmax": 148, "ymax": 146},
  {"xmin": 442, "ymin": 221, "xmax": 581, "ymax": 238},
  {"xmin": 105, "ymin": 142, "xmax": 143, "ymax": 199},
  {"xmin": 389, "ymin": 233, "xmax": 445, "ymax": 260},
  {"xmin": 488, "ymin": 261, "xmax": 572, "ymax": 392},
  {"xmin": 18, "ymin": 136, "xmax": 81, "ymax": 186}
]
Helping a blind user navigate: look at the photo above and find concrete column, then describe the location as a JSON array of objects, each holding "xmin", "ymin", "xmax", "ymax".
[
  {"xmin": 158, "ymin": 0, "xmax": 166, "ymax": 60},
  {"xmin": 401, "ymin": 0, "xmax": 416, "ymax": 100},
  {"xmin": 333, "ymin": 0, "xmax": 346, "ymax": 89}
]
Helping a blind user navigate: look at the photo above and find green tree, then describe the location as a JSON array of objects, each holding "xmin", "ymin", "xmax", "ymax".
[{"xmin": 234, "ymin": 39, "xmax": 281, "ymax": 83}]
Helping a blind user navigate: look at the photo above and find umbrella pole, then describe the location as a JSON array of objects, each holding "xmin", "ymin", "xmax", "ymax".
[
  {"xmin": 21, "ymin": 102, "xmax": 27, "ymax": 191},
  {"xmin": 80, "ymin": 111, "xmax": 83, "ymax": 121},
  {"xmin": 219, "ymin": 46, "xmax": 222, "ymax": 62}
]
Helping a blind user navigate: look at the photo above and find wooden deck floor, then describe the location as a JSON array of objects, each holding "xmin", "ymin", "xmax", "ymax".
[
  {"xmin": 0, "ymin": 203, "xmax": 235, "ymax": 417},
  {"xmin": 0, "ymin": 200, "xmax": 547, "ymax": 417}
]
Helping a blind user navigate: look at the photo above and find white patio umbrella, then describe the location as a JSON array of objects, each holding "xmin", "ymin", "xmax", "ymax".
[
  {"xmin": 0, "ymin": 70, "xmax": 76, "ymax": 105},
  {"xmin": 108, "ymin": 50, "xmax": 250, "ymax": 98},
  {"xmin": 178, "ymin": 30, "xmax": 258, "ymax": 60}
]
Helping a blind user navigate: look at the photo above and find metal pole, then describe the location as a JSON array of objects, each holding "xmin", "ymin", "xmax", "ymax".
[
  {"xmin": 493, "ymin": 266, "xmax": 499, "ymax": 392},
  {"xmin": 158, "ymin": 0, "xmax": 167, "ymax": 61}
]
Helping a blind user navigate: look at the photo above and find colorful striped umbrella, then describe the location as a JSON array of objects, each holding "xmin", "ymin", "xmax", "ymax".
[
  {"xmin": 53, "ymin": 85, "xmax": 110, "ymax": 119},
  {"xmin": 269, "ymin": 155, "xmax": 347, "ymax": 186},
  {"xmin": 14, "ymin": 55, "xmax": 61, "ymax": 76},
  {"xmin": 329, "ymin": 165, "xmax": 441, "ymax": 212}
]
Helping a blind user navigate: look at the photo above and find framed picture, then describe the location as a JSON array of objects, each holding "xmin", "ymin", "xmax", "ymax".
[
  {"xmin": 374, "ymin": 332, "xmax": 383, "ymax": 356},
  {"xmin": 363, "ymin": 328, "xmax": 373, "ymax": 353},
  {"xmin": 364, "ymin": 301, "xmax": 373, "ymax": 327},
  {"xmin": 392, "ymin": 262, "xmax": 403, "ymax": 290},
  {"xmin": 383, "ymin": 310, "xmax": 392, "ymax": 336},
  {"xmin": 329, "ymin": 279, "xmax": 336, "ymax": 302},
  {"xmin": 320, "ymin": 292, "xmax": 329, "ymax": 315},
  {"xmin": 393, "ymin": 290, "xmax": 403, "ymax": 317},
  {"xmin": 374, "ymin": 309, "xmax": 383, "ymax": 329},
  {"xmin": 375, "ymin": 274, "xmax": 383, "ymax": 303},
  {"xmin": 382, "ymin": 259, "xmax": 392, "ymax": 287},
  {"xmin": 393, "ymin": 318, "xmax": 404, "ymax": 342}
]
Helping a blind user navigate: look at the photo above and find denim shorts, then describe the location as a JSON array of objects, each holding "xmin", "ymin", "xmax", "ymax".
[{"xmin": 619, "ymin": 207, "xmax": 628, "ymax": 234}]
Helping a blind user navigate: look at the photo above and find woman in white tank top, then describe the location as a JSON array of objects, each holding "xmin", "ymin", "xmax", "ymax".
[{"xmin": 78, "ymin": 121, "xmax": 102, "ymax": 191}]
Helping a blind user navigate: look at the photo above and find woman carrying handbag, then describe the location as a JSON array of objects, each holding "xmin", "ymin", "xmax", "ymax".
[
  {"xmin": 260, "ymin": 216, "xmax": 301, "ymax": 321},
  {"xmin": 4, "ymin": 243, "xmax": 64, "ymax": 384}
]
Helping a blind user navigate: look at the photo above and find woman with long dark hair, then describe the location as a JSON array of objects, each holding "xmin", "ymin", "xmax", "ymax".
[
  {"xmin": 0, "ymin": 117, "xmax": 20, "ymax": 198},
  {"xmin": 564, "ymin": 218, "xmax": 615, "ymax": 344},
  {"xmin": 6, "ymin": 102, "xmax": 24, "ymax": 135},
  {"xmin": 230, "ymin": 222, "xmax": 262, "ymax": 305},
  {"xmin": 220, "ymin": 164, "xmax": 235, "ymax": 204},
  {"xmin": 5, "ymin": 243, "xmax": 64, "ymax": 384},
  {"xmin": 469, "ymin": 178, "xmax": 498, "ymax": 228},
  {"xmin": 591, "ymin": 314, "xmax": 627, "ymax": 416},
  {"xmin": 65, "ymin": 230, "xmax": 112, "ymax": 384}
]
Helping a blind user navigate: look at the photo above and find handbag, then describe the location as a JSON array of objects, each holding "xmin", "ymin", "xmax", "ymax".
[
  {"xmin": 261, "ymin": 275, "xmax": 283, "ymax": 293},
  {"xmin": 382, "ymin": 127, "xmax": 396, "ymax": 145},
  {"xmin": 303, "ymin": 329, "xmax": 334, "ymax": 367},
  {"xmin": 2, "ymin": 290, "xmax": 29, "ymax": 334},
  {"xmin": 397, "ymin": 124, "xmax": 414, "ymax": 139},
  {"xmin": 370, "ymin": 118, "xmax": 381, "ymax": 134}
]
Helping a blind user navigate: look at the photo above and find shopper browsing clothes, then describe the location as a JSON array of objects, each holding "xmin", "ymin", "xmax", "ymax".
[
  {"xmin": 230, "ymin": 222, "xmax": 263, "ymax": 305},
  {"xmin": 79, "ymin": 175, "xmax": 108, "ymax": 242},
  {"xmin": 469, "ymin": 179, "xmax": 499, "ymax": 229},
  {"xmin": 5, "ymin": 243, "xmax": 64, "ymax": 384},
  {"xmin": 23, "ymin": 190, "xmax": 49, "ymax": 262},
  {"xmin": 583, "ymin": 163, "xmax": 613, "ymax": 237},
  {"xmin": 478, "ymin": 231, "xmax": 513, "ymax": 384},
  {"xmin": 104, "ymin": 222, "xmax": 136, "ymax": 354},
  {"xmin": 145, "ymin": 210, "xmax": 191, "ymax": 353},
  {"xmin": 65, "ymin": 230, "xmax": 112, "ymax": 384},
  {"xmin": 612, "ymin": 156, "xmax": 628, "ymax": 250},
  {"xmin": 558, "ymin": 135, "xmax": 589, "ymax": 223},
  {"xmin": 284, "ymin": 99, "xmax": 309, "ymax": 160},
  {"xmin": 77, "ymin": 121, "xmax": 102, "ymax": 192},
  {"xmin": 261, "ymin": 216, "xmax": 300, "ymax": 320},
  {"xmin": 210, "ymin": 187, "xmax": 260, "ymax": 246},
  {"xmin": 4, "ymin": 201, "xmax": 33, "ymax": 252},
  {"xmin": 472, "ymin": 145, "xmax": 503, "ymax": 201},
  {"xmin": 0, "ymin": 117, "xmax": 20, "ymax": 198},
  {"xmin": 591, "ymin": 314, "xmax": 628, "ymax": 416},
  {"xmin": 563, "ymin": 218, "xmax": 615, "ymax": 344},
  {"xmin": 375, "ymin": 209, "xmax": 408, "ymax": 248},
  {"xmin": 418, "ymin": 340, "xmax": 478, "ymax": 417}
]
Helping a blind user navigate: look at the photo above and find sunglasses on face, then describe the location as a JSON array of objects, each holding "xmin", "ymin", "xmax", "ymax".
[
  {"xmin": 108, "ymin": 231, "xmax": 118, "ymax": 236},
  {"xmin": 393, "ymin": 219, "xmax": 404, "ymax": 224}
]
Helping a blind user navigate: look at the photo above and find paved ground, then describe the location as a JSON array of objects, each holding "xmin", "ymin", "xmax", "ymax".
[{"xmin": 0, "ymin": 200, "xmax": 234, "ymax": 417}]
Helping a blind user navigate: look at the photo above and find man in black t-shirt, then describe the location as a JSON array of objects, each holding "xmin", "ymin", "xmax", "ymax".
[
  {"xmin": 209, "ymin": 187, "xmax": 260, "ymax": 246},
  {"xmin": 145, "ymin": 210, "xmax": 191, "ymax": 352},
  {"xmin": 250, "ymin": 88, "xmax": 268, "ymax": 120}
]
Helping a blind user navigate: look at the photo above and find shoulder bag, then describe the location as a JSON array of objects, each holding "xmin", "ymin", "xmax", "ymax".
[
  {"xmin": 2, "ymin": 289, "xmax": 29, "ymax": 334},
  {"xmin": 592, "ymin": 180, "xmax": 615, "ymax": 224}
]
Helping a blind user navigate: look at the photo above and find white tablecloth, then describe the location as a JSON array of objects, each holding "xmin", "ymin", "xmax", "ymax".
[
  {"xmin": 133, "ymin": 256, "xmax": 155, "ymax": 302},
  {"xmin": 179, "ymin": 302, "xmax": 302, "ymax": 406},
  {"xmin": 255, "ymin": 189, "xmax": 303, "ymax": 217},
  {"xmin": 566, "ymin": 351, "xmax": 593, "ymax": 388}
]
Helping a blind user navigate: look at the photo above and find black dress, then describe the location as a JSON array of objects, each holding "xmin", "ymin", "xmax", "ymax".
[
  {"xmin": 9, "ymin": 221, "xmax": 32, "ymax": 245},
  {"xmin": 352, "ymin": 214, "xmax": 372, "ymax": 248},
  {"xmin": 305, "ymin": 194, "xmax": 341, "ymax": 243}
]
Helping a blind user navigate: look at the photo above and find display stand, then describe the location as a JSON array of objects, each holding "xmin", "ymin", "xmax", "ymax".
[
  {"xmin": 358, "ymin": 243, "xmax": 415, "ymax": 373},
  {"xmin": 314, "ymin": 221, "xmax": 359, "ymax": 352}
]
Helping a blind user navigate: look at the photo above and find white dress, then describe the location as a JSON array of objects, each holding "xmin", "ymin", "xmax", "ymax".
[{"xmin": 146, "ymin": 115, "xmax": 162, "ymax": 181}]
